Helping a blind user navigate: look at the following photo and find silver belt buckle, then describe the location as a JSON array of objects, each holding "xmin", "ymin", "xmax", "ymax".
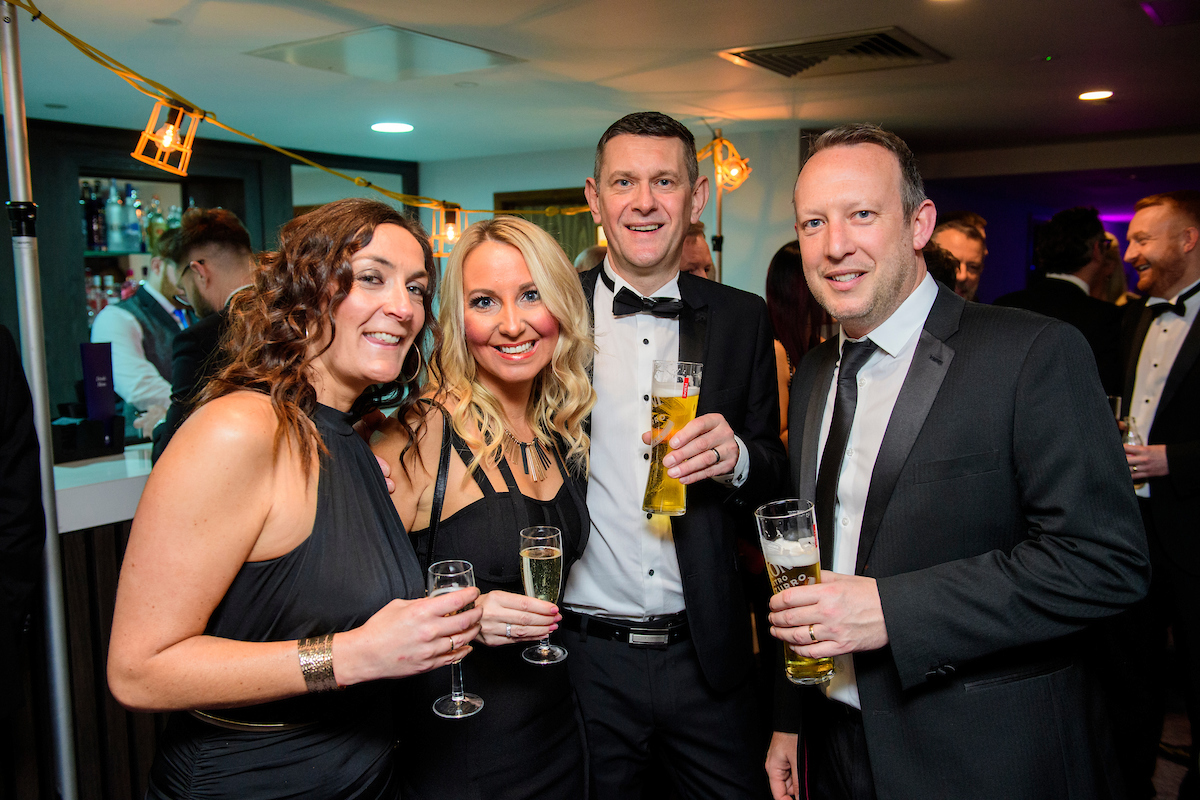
[{"xmin": 628, "ymin": 628, "xmax": 669, "ymax": 647}]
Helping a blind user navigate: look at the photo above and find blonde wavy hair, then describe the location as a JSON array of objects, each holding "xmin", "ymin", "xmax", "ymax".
[{"xmin": 431, "ymin": 216, "xmax": 595, "ymax": 476}]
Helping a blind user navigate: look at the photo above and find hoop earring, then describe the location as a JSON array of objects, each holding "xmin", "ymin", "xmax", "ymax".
[{"xmin": 400, "ymin": 346, "xmax": 424, "ymax": 384}]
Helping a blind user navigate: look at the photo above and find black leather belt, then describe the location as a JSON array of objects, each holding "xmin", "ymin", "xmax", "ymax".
[{"xmin": 561, "ymin": 609, "xmax": 689, "ymax": 647}]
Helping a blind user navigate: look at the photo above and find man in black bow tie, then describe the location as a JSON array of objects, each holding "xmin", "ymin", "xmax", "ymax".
[
  {"xmin": 560, "ymin": 111, "xmax": 787, "ymax": 800},
  {"xmin": 1111, "ymin": 190, "xmax": 1200, "ymax": 799}
]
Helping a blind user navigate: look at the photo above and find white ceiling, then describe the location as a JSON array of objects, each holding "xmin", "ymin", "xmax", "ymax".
[{"xmin": 14, "ymin": 0, "xmax": 1200, "ymax": 164}]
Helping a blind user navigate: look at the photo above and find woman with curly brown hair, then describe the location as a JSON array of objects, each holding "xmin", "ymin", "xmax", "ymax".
[
  {"xmin": 108, "ymin": 198, "xmax": 482, "ymax": 799},
  {"xmin": 372, "ymin": 215, "xmax": 595, "ymax": 800}
]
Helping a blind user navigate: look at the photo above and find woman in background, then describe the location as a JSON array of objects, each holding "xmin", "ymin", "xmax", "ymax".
[
  {"xmin": 108, "ymin": 198, "xmax": 482, "ymax": 799},
  {"xmin": 373, "ymin": 215, "xmax": 594, "ymax": 800},
  {"xmin": 765, "ymin": 240, "xmax": 832, "ymax": 447}
]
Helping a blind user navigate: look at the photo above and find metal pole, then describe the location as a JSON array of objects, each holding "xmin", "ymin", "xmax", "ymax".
[
  {"xmin": 1, "ymin": 6, "xmax": 78, "ymax": 800},
  {"xmin": 712, "ymin": 128, "xmax": 724, "ymax": 284}
]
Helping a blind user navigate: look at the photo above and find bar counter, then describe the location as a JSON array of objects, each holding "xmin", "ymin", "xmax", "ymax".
[{"xmin": 53, "ymin": 443, "xmax": 152, "ymax": 533}]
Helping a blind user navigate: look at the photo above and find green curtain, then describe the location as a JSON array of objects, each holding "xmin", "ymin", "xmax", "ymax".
[{"xmin": 511, "ymin": 209, "xmax": 596, "ymax": 263}]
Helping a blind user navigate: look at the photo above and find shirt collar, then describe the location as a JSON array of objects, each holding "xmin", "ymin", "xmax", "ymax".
[
  {"xmin": 1045, "ymin": 273, "xmax": 1091, "ymax": 294},
  {"xmin": 840, "ymin": 272, "xmax": 939, "ymax": 357},
  {"xmin": 602, "ymin": 258, "xmax": 681, "ymax": 300},
  {"xmin": 140, "ymin": 282, "xmax": 182, "ymax": 319},
  {"xmin": 1149, "ymin": 276, "xmax": 1200, "ymax": 306}
]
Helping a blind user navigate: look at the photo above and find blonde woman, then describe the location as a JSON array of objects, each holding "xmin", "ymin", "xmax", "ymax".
[{"xmin": 372, "ymin": 215, "xmax": 594, "ymax": 800}]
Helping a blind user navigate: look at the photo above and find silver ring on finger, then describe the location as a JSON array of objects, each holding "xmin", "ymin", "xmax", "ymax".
[
  {"xmin": 505, "ymin": 623, "xmax": 513, "ymax": 638},
  {"xmin": 710, "ymin": 447, "xmax": 721, "ymax": 464}
]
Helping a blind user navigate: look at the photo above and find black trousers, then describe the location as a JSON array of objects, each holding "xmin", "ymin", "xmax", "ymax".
[
  {"xmin": 561, "ymin": 626, "xmax": 769, "ymax": 800},
  {"xmin": 1101, "ymin": 498, "xmax": 1200, "ymax": 800},
  {"xmin": 804, "ymin": 693, "xmax": 878, "ymax": 800}
]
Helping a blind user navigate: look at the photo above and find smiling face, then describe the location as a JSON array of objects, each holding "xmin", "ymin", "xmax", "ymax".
[
  {"xmin": 794, "ymin": 143, "xmax": 935, "ymax": 340},
  {"xmin": 462, "ymin": 240, "xmax": 561, "ymax": 398},
  {"xmin": 1125, "ymin": 203, "xmax": 1197, "ymax": 298},
  {"xmin": 585, "ymin": 134, "xmax": 708, "ymax": 291},
  {"xmin": 308, "ymin": 223, "xmax": 428, "ymax": 409}
]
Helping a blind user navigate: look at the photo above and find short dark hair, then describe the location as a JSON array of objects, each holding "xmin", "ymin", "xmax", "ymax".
[
  {"xmin": 594, "ymin": 111, "xmax": 699, "ymax": 186},
  {"xmin": 933, "ymin": 219, "xmax": 985, "ymax": 244},
  {"xmin": 686, "ymin": 221, "xmax": 706, "ymax": 239},
  {"xmin": 1135, "ymin": 191, "xmax": 1200, "ymax": 228},
  {"xmin": 1035, "ymin": 207, "xmax": 1105, "ymax": 275},
  {"xmin": 805, "ymin": 123, "xmax": 926, "ymax": 218},
  {"xmin": 938, "ymin": 209, "xmax": 987, "ymax": 235},
  {"xmin": 922, "ymin": 242, "xmax": 959, "ymax": 290},
  {"xmin": 167, "ymin": 207, "xmax": 253, "ymax": 265}
]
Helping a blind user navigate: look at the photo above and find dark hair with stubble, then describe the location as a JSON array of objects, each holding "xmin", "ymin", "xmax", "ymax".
[
  {"xmin": 805, "ymin": 123, "xmax": 927, "ymax": 219},
  {"xmin": 594, "ymin": 111, "xmax": 699, "ymax": 186}
]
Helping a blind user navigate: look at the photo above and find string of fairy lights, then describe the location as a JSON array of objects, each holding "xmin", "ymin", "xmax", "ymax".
[{"xmin": 9, "ymin": 0, "xmax": 750, "ymax": 255}]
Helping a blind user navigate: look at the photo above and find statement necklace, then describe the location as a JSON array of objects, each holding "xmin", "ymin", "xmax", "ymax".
[{"xmin": 500, "ymin": 429, "xmax": 552, "ymax": 482}]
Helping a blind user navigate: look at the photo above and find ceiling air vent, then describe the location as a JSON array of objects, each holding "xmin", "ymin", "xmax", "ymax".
[{"xmin": 718, "ymin": 27, "xmax": 947, "ymax": 79}]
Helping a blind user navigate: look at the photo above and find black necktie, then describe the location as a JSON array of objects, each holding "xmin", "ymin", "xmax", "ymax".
[
  {"xmin": 815, "ymin": 339, "xmax": 879, "ymax": 546},
  {"xmin": 1148, "ymin": 282, "xmax": 1200, "ymax": 319},
  {"xmin": 612, "ymin": 286, "xmax": 684, "ymax": 319}
]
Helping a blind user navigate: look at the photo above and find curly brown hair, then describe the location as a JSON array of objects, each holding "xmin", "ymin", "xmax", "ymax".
[{"xmin": 200, "ymin": 198, "xmax": 438, "ymax": 468}]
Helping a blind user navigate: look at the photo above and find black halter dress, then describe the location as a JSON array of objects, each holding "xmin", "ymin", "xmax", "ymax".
[
  {"xmin": 398, "ymin": 423, "xmax": 589, "ymax": 800},
  {"xmin": 146, "ymin": 404, "xmax": 424, "ymax": 800}
]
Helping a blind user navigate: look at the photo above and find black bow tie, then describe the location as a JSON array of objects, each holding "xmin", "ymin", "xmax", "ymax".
[
  {"xmin": 1148, "ymin": 282, "xmax": 1200, "ymax": 319},
  {"xmin": 612, "ymin": 287, "xmax": 684, "ymax": 319}
]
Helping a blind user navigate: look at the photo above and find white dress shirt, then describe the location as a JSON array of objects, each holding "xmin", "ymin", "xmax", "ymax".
[
  {"xmin": 90, "ymin": 283, "xmax": 183, "ymax": 411},
  {"xmin": 1044, "ymin": 273, "xmax": 1091, "ymax": 294},
  {"xmin": 816, "ymin": 273, "xmax": 939, "ymax": 709},
  {"xmin": 1130, "ymin": 277, "xmax": 1200, "ymax": 499},
  {"xmin": 563, "ymin": 261, "xmax": 747, "ymax": 620}
]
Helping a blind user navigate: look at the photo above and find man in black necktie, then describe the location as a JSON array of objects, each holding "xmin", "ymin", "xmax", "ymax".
[
  {"xmin": 765, "ymin": 123, "xmax": 1148, "ymax": 800},
  {"xmin": 561, "ymin": 111, "xmax": 787, "ymax": 800},
  {"xmin": 1110, "ymin": 190, "xmax": 1200, "ymax": 799}
]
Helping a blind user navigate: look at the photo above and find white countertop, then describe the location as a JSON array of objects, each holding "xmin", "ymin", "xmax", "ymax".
[{"xmin": 53, "ymin": 443, "xmax": 153, "ymax": 533}]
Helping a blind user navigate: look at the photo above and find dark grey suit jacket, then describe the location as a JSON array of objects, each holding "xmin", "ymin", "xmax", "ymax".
[
  {"xmin": 787, "ymin": 285, "xmax": 1149, "ymax": 799},
  {"xmin": 582, "ymin": 266, "xmax": 788, "ymax": 692}
]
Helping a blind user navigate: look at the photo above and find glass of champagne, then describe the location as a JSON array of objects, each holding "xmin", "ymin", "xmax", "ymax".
[
  {"xmin": 754, "ymin": 499, "xmax": 835, "ymax": 685},
  {"xmin": 519, "ymin": 526, "xmax": 567, "ymax": 665},
  {"xmin": 643, "ymin": 360, "xmax": 703, "ymax": 516},
  {"xmin": 427, "ymin": 559, "xmax": 484, "ymax": 718}
]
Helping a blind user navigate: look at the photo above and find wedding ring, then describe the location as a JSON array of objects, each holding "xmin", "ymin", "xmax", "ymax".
[
  {"xmin": 710, "ymin": 447, "xmax": 721, "ymax": 464},
  {"xmin": 1132, "ymin": 466, "xmax": 1138, "ymax": 473},
  {"xmin": 808, "ymin": 624, "xmax": 818, "ymax": 643},
  {"xmin": 505, "ymin": 623, "xmax": 513, "ymax": 638},
  {"xmin": 450, "ymin": 635, "xmax": 459, "ymax": 652}
]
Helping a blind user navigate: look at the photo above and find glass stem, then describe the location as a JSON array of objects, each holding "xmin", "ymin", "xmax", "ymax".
[
  {"xmin": 538, "ymin": 634, "xmax": 551, "ymax": 653},
  {"xmin": 450, "ymin": 662, "xmax": 466, "ymax": 701}
]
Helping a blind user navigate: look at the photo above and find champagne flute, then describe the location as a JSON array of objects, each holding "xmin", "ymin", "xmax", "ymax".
[
  {"xmin": 427, "ymin": 559, "xmax": 484, "ymax": 718},
  {"xmin": 519, "ymin": 526, "xmax": 567, "ymax": 665}
]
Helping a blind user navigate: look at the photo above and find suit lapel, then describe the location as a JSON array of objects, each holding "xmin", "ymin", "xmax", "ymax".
[
  {"xmin": 854, "ymin": 288, "xmax": 962, "ymax": 573},
  {"xmin": 1158, "ymin": 315, "xmax": 1200, "ymax": 422},
  {"xmin": 797, "ymin": 345, "xmax": 837, "ymax": 567},
  {"xmin": 677, "ymin": 275, "xmax": 709, "ymax": 404},
  {"xmin": 855, "ymin": 329, "xmax": 955, "ymax": 572},
  {"xmin": 580, "ymin": 266, "xmax": 602, "ymax": 439}
]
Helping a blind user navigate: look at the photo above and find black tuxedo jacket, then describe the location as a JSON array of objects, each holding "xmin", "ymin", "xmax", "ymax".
[
  {"xmin": 994, "ymin": 277, "xmax": 1122, "ymax": 394},
  {"xmin": 1119, "ymin": 298, "xmax": 1200, "ymax": 568},
  {"xmin": 581, "ymin": 266, "xmax": 788, "ymax": 691},
  {"xmin": 152, "ymin": 308, "xmax": 229, "ymax": 463},
  {"xmin": 786, "ymin": 286, "xmax": 1148, "ymax": 799},
  {"xmin": 0, "ymin": 325, "xmax": 45, "ymax": 716}
]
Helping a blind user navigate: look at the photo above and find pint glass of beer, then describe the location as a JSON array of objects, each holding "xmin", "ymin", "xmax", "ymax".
[
  {"xmin": 642, "ymin": 360, "xmax": 703, "ymax": 516},
  {"xmin": 755, "ymin": 499, "xmax": 835, "ymax": 685}
]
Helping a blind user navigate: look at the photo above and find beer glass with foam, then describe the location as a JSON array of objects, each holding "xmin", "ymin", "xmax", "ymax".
[
  {"xmin": 755, "ymin": 499, "xmax": 835, "ymax": 685},
  {"xmin": 642, "ymin": 360, "xmax": 703, "ymax": 515}
]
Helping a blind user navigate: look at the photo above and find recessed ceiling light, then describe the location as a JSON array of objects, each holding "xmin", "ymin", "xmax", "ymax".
[
  {"xmin": 44, "ymin": 103, "xmax": 67, "ymax": 109},
  {"xmin": 1079, "ymin": 90, "xmax": 1113, "ymax": 101},
  {"xmin": 371, "ymin": 122, "xmax": 414, "ymax": 133},
  {"xmin": 454, "ymin": 81, "xmax": 479, "ymax": 89},
  {"xmin": 149, "ymin": 18, "xmax": 181, "ymax": 25}
]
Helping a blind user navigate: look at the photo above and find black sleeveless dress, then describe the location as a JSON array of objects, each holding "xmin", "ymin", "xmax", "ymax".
[
  {"xmin": 146, "ymin": 404, "xmax": 424, "ymax": 800},
  {"xmin": 399, "ymin": 424, "xmax": 589, "ymax": 800}
]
